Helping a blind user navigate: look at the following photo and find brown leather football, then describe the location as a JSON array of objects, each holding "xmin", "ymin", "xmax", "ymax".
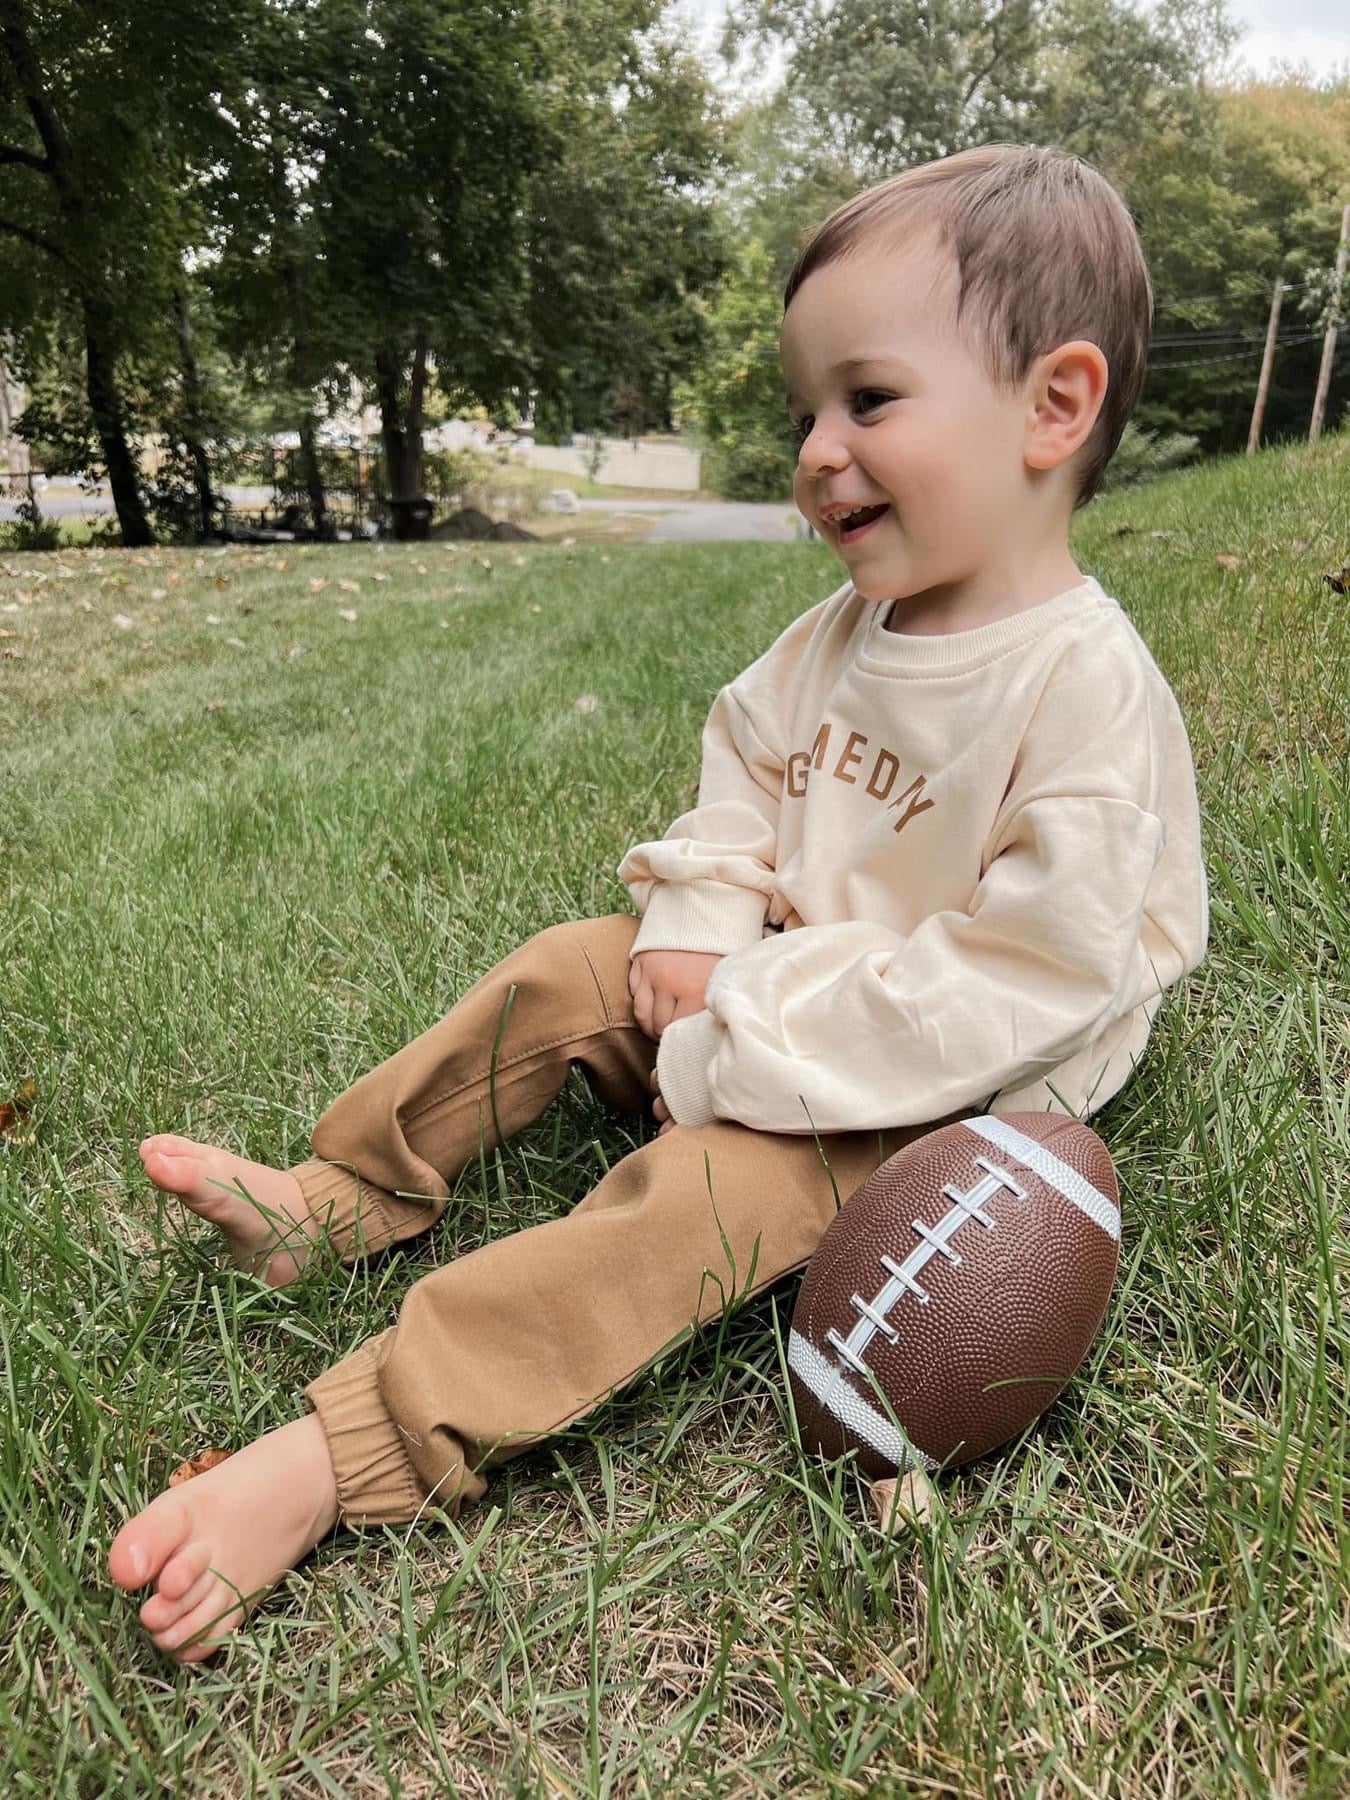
[{"xmin": 788, "ymin": 1111, "xmax": 1120, "ymax": 1480}]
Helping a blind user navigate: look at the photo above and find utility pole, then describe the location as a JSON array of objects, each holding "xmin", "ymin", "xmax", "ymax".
[
  {"xmin": 1247, "ymin": 277, "xmax": 1283, "ymax": 453},
  {"xmin": 1309, "ymin": 202, "xmax": 1349, "ymax": 443}
]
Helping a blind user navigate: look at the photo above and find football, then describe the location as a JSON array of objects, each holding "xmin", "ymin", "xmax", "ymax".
[{"xmin": 788, "ymin": 1111, "xmax": 1120, "ymax": 1481}]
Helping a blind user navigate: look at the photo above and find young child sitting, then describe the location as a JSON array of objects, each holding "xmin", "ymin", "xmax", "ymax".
[{"xmin": 109, "ymin": 141, "xmax": 1209, "ymax": 1660}]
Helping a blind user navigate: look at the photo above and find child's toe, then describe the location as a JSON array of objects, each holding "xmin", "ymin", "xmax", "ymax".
[
  {"xmin": 158, "ymin": 1540, "xmax": 211, "ymax": 1601},
  {"xmin": 108, "ymin": 1492, "xmax": 193, "ymax": 1591},
  {"xmin": 139, "ymin": 1568, "xmax": 212, "ymax": 1633},
  {"xmin": 155, "ymin": 1581, "xmax": 242, "ymax": 1657}
]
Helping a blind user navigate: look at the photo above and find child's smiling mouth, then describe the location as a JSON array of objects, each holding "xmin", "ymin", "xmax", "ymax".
[{"xmin": 835, "ymin": 503, "xmax": 890, "ymax": 543}]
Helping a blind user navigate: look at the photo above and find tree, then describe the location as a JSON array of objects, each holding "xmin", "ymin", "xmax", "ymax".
[
  {"xmin": 674, "ymin": 236, "xmax": 798, "ymax": 499},
  {"xmin": 0, "ymin": 0, "xmax": 254, "ymax": 544},
  {"xmin": 523, "ymin": 14, "xmax": 734, "ymax": 438}
]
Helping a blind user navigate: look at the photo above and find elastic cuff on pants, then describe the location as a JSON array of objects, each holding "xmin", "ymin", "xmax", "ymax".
[
  {"xmin": 306, "ymin": 1331, "xmax": 428, "ymax": 1526},
  {"xmin": 289, "ymin": 1156, "xmax": 434, "ymax": 1260}
]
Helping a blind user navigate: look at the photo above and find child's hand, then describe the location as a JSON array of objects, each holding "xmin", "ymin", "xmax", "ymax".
[
  {"xmin": 650, "ymin": 1066, "xmax": 674, "ymax": 1135},
  {"xmin": 627, "ymin": 948, "xmax": 723, "ymax": 1041}
]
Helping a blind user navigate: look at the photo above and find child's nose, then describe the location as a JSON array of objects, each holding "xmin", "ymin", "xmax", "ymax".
[{"xmin": 798, "ymin": 422, "xmax": 850, "ymax": 477}]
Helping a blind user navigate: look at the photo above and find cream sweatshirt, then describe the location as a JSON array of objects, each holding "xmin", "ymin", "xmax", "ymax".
[{"xmin": 615, "ymin": 574, "xmax": 1209, "ymax": 1134}]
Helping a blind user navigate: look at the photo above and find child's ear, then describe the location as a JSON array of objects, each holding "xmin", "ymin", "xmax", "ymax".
[{"xmin": 1023, "ymin": 341, "xmax": 1109, "ymax": 472}]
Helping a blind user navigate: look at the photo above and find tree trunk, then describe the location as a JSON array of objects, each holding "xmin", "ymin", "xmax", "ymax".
[
  {"xmin": 1, "ymin": 0, "xmax": 154, "ymax": 544},
  {"xmin": 173, "ymin": 289, "xmax": 213, "ymax": 538},
  {"xmin": 297, "ymin": 414, "xmax": 328, "ymax": 536},
  {"xmin": 375, "ymin": 334, "xmax": 430, "ymax": 532},
  {"xmin": 86, "ymin": 312, "xmax": 154, "ymax": 546},
  {"xmin": 277, "ymin": 175, "xmax": 328, "ymax": 534}
]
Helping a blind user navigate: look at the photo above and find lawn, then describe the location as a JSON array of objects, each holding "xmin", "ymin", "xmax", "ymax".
[{"xmin": 1, "ymin": 433, "xmax": 1347, "ymax": 1795}]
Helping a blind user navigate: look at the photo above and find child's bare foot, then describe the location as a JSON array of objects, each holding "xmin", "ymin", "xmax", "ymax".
[
  {"xmin": 108, "ymin": 1414, "xmax": 341, "ymax": 1662},
  {"xmin": 139, "ymin": 1134, "xmax": 317, "ymax": 1285}
]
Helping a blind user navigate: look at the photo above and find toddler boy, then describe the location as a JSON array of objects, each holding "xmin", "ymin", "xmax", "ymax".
[{"xmin": 109, "ymin": 142, "xmax": 1209, "ymax": 1659}]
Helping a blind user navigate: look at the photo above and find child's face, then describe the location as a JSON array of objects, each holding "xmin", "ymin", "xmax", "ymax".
[{"xmin": 780, "ymin": 234, "xmax": 1053, "ymax": 613}]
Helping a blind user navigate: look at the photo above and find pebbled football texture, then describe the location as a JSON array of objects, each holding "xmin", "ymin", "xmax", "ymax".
[{"xmin": 788, "ymin": 1112, "xmax": 1120, "ymax": 1480}]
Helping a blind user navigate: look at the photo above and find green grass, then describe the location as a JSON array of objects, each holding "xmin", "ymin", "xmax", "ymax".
[{"xmin": 1, "ymin": 433, "xmax": 1347, "ymax": 1795}]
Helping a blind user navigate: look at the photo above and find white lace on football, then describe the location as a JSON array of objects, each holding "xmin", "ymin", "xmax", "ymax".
[{"xmin": 824, "ymin": 1154, "xmax": 1025, "ymax": 1379}]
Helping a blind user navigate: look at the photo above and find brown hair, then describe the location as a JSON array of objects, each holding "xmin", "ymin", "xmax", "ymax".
[{"xmin": 782, "ymin": 144, "xmax": 1152, "ymax": 508}]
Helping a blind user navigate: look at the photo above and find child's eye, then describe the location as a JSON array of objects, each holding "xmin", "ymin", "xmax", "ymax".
[
  {"xmin": 788, "ymin": 392, "xmax": 893, "ymax": 446},
  {"xmin": 854, "ymin": 390, "xmax": 892, "ymax": 414}
]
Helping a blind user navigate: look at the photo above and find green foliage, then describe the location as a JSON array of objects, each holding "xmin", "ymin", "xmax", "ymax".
[
  {"xmin": 1096, "ymin": 419, "xmax": 1201, "ymax": 495},
  {"xmin": 0, "ymin": 493, "xmax": 61, "ymax": 552},
  {"xmin": 675, "ymin": 238, "xmax": 797, "ymax": 500}
]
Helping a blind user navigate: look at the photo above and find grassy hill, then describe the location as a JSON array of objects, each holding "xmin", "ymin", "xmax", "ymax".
[{"xmin": 1, "ymin": 432, "xmax": 1346, "ymax": 1794}]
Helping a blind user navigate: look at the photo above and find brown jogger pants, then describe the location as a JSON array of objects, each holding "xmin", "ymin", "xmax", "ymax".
[{"xmin": 299, "ymin": 913, "xmax": 977, "ymax": 1525}]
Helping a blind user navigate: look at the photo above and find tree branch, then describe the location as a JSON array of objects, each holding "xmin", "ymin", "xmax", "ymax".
[
  {"xmin": 0, "ymin": 211, "xmax": 68, "ymax": 263},
  {"xmin": 0, "ymin": 143, "xmax": 52, "ymax": 172}
]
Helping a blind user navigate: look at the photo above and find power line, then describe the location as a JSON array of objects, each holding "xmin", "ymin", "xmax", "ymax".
[
  {"xmin": 1149, "ymin": 329, "xmax": 1334, "ymax": 370},
  {"xmin": 1151, "ymin": 275, "xmax": 1315, "ymax": 317}
]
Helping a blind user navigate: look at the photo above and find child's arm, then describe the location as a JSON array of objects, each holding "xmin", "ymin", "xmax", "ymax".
[
  {"xmin": 616, "ymin": 597, "xmax": 829, "ymax": 959},
  {"xmin": 652, "ymin": 647, "xmax": 1209, "ymax": 1134}
]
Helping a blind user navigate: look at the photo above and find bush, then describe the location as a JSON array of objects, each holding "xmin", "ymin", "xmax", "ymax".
[
  {"xmin": 703, "ymin": 433, "xmax": 797, "ymax": 501},
  {"xmin": 1097, "ymin": 420, "xmax": 1200, "ymax": 495},
  {"xmin": 0, "ymin": 495, "xmax": 62, "ymax": 553}
]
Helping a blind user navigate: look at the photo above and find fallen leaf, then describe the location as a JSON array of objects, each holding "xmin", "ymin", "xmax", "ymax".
[
  {"xmin": 416, "ymin": 563, "xmax": 428, "ymax": 575},
  {"xmin": 870, "ymin": 1468, "xmax": 936, "ymax": 1529},
  {"xmin": 224, "ymin": 636, "xmax": 247, "ymax": 649},
  {"xmin": 529, "ymin": 604, "xmax": 542, "ymax": 614},
  {"xmin": 16, "ymin": 589, "xmax": 34, "ymax": 604},
  {"xmin": 111, "ymin": 613, "xmax": 135, "ymax": 630},
  {"xmin": 0, "ymin": 1078, "xmax": 37, "ymax": 1142},
  {"xmin": 338, "ymin": 578, "xmax": 360, "ymax": 593},
  {"xmin": 205, "ymin": 613, "xmax": 221, "ymax": 625},
  {"xmin": 1, "ymin": 646, "xmax": 21, "ymax": 661},
  {"xmin": 1215, "ymin": 552, "xmax": 1243, "ymax": 570},
  {"xmin": 0, "ymin": 627, "xmax": 13, "ymax": 639},
  {"xmin": 337, "ymin": 608, "xmax": 358, "ymax": 622},
  {"xmin": 1292, "ymin": 537, "xmax": 1309, "ymax": 552},
  {"xmin": 215, "ymin": 575, "xmax": 231, "ymax": 589},
  {"xmin": 167, "ymin": 573, "xmax": 182, "ymax": 588},
  {"xmin": 309, "ymin": 577, "xmax": 328, "ymax": 593},
  {"xmin": 168, "ymin": 1447, "xmax": 233, "ymax": 1486},
  {"xmin": 371, "ymin": 571, "xmax": 389, "ymax": 582},
  {"xmin": 1324, "ymin": 565, "xmax": 1349, "ymax": 596},
  {"xmin": 574, "ymin": 694, "xmax": 598, "ymax": 714},
  {"xmin": 271, "ymin": 559, "xmax": 289, "ymax": 572},
  {"xmin": 1149, "ymin": 530, "xmax": 1174, "ymax": 540},
  {"xmin": 560, "ymin": 536, "xmax": 576, "ymax": 547},
  {"xmin": 204, "ymin": 699, "xmax": 226, "ymax": 712},
  {"xmin": 439, "ymin": 619, "xmax": 449, "ymax": 629},
  {"xmin": 151, "ymin": 588, "xmax": 167, "ymax": 600},
  {"xmin": 512, "ymin": 555, "xmax": 527, "ymax": 566},
  {"xmin": 287, "ymin": 642, "xmax": 308, "ymax": 658}
]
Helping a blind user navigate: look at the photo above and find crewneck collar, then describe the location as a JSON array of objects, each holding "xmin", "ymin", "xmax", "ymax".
[{"xmin": 855, "ymin": 576, "xmax": 1112, "ymax": 674}]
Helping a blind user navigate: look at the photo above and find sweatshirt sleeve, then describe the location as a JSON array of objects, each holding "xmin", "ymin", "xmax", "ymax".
[
  {"xmin": 615, "ymin": 596, "xmax": 834, "ymax": 956},
  {"xmin": 653, "ymin": 628, "xmax": 1200, "ymax": 1132}
]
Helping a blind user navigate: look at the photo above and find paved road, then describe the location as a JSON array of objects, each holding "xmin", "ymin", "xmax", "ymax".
[
  {"xmin": 2, "ymin": 484, "xmax": 814, "ymax": 544},
  {"xmin": 574, "ymin": 497, "xmax": 808, "ymax": 543}
]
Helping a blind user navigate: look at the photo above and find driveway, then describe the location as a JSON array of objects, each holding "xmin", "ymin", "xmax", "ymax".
[{"xmin": 574, "ymin": 498, "xmax": 809, "ymax": 543}]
